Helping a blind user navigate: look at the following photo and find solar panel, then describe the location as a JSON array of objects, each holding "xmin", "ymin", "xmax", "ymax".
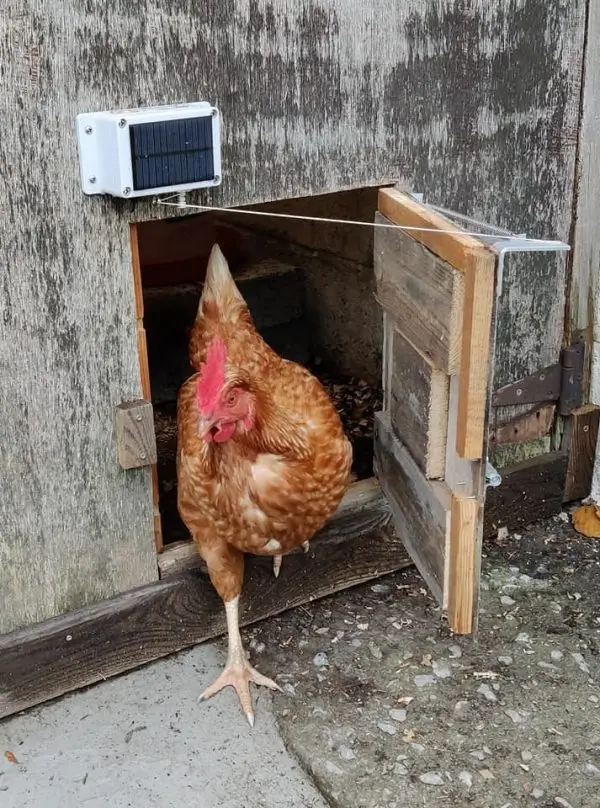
[
  {"xmin": 129, "ymin": 116, "xmax": 215, "ymax": 191},
  {"xmin": 77, "ymin": 102, "xmax": 221, "ymax": 198}
]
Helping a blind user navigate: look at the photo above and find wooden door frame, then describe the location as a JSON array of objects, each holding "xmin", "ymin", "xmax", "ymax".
[{"xmin": 131, "ymin": 223, "xmax": 164, "ymax": 553}]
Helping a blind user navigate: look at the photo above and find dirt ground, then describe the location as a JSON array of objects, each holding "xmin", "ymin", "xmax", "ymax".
[{"xmin": 246, "ymin": 514, "xmax": 600, "ymax": 808}]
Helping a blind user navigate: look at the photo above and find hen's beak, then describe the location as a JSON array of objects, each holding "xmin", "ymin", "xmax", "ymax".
[{"xmin": 197, "ymin": 415, "xmax": 216, "ymax": 441}]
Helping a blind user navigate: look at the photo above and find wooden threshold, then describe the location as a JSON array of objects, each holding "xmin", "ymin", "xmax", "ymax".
[{"xmin": 0, "ymin": 479, "xmax": 410, "ymax": 720}]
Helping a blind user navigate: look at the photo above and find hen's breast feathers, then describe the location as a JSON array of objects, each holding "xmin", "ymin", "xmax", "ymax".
[{"xmin": 177, "ymin": 359, "xmax": 352, "ymax": 556}]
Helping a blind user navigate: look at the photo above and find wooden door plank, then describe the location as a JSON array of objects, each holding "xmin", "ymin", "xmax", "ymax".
[
  {"xmin": 374, "ymin": 212, "xmax": 464, "ymax": 373},
  {"xmin": 374, "ymin": 412, "xmax": 450, "ymax": 604},
  {"xmin": 382, "ymin": 311, "xmax": 393, "ymax": 412},
  {"xmin": 457, "ymin": 250, "xmax": 497, "ymax": 459},
  {"xmin": 375, "ymin": 189, "xmax": 497, "ymax": 633},
  {"xmin": 377, "ymin": 187, "xmax": 484, "ymax": 274},
  {"xmin": 447, "ymin": 496, "xmax": 480, "ymax": 634},
  {"xmin": 389, "ymin": 326, "xmax": 449, "ymax": 478},
  {"xmin": 376, "ymin": 188, "xmax": 496, "ymax": 461},
  {"xmin": 564, "ymin": 404, "xmax": 600, "ymax": 501}
]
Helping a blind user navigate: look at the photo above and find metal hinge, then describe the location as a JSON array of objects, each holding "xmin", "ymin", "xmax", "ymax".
[{"xmin": 492, "ymin": 342, "xmax": 585, "ymax": 415}]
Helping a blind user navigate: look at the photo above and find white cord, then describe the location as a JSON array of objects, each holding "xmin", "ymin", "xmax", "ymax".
[{"xmin": 155, "ymin": 195, "xmax": 568, "ymax": 247}]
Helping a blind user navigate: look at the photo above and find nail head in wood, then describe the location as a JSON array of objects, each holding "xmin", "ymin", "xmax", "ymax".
[{"xmin": 115, "ymin": 399, "xmax": 157, "ymax": 469}]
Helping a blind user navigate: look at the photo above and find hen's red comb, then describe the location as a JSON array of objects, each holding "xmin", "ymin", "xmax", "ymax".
[{"xmin": 197, "ymin": 337, "xmax": 228, "ymax": 415}]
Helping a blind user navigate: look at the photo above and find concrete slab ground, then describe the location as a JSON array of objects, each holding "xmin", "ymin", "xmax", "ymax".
[{"xmin": 0, "ymin": 644, "xmax": 327, "ymax": 808}]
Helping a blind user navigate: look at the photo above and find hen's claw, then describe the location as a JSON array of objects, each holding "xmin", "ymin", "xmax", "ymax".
[
  {"xmin": 199, "ymin": 661, "xmax": 281, "ymax": 726},
  {"xmin": 273, "ymin": 542, "xmax": 310, "ymax": 577}
]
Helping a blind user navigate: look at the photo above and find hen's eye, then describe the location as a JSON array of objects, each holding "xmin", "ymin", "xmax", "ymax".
[{"xmin": 225, "ymin": 390, "xmax": 238, "ymax": 406}]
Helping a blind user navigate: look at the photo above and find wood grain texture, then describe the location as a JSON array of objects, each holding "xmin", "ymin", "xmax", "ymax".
[
  {"xmin": 0, "ymin": 511, "xmax": 410, "ymax": 719},
  {"xmin": 448, "ymin": 496, "xmax": 480, "ymax": 635},
  {"xmin": 457, "ymin": 249, "xmax": 497, "ymax": 460},
  {"xmin": 445, "ymin": 375, "xmax": 479, "ymax": 499},
  {"xmin": 490, "ymin": 250, "xmax": 569, "ymax": 460},
  {"xmin": 374, "ymin": 211, "xmax": 464, "ymax": 373},
  {"xmin": 377, "ymin": 188, "xmax": 484, "ymax": 275},
  {"xmin": 382, "ymin": 311, "xmax": 393, "ymax": 413},
  {"xmin": 0, "ymin": 0, "xmax": 586, "ymax": 631},
  {"xmin": 134, "ymin": 263, "xmax": 163, "ymax": 552},
  {"xmin": 569, "ymin": 0, "xmax": 600, "ymax": 341},
  {"xmin": 375, "ymin": 193, "xmax": 496, "ymax": 461},
  {"xmin": 564, "ymin": 404, "xmax": 600, "ymax": 501},
  {"xmin": 159, "ymin": 477, "xmax": 389, "ymax": 577},
  {"xmin": 490, "ymin": 403, "xmax": 556, "ymax": 445},
  {"xmin": 388, "ymin": 326, "xmax": 449, "ymax": 478},
  {"xmin": 115, "ymin": 400, "xmax": 157, "ymax": 469},
  {"xmin": 374, "ymin": 412, "xmax": 450, "ymax": 605}
]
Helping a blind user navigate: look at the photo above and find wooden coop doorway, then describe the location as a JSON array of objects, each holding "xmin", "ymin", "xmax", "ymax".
[{"xmin": 130, "ymin": 187, "xmax": 497, "ymax": 635}]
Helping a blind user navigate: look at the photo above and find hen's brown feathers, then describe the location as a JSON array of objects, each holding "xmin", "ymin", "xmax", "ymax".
[{"xmin": 177, "ymin": 244, "xmax": 352, "ymax": 598}]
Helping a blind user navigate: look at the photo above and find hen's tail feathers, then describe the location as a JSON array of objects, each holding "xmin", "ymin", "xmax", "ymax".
[{"xmin": 197, "ymin": 244, "xmax": 247, "ymax": 325}]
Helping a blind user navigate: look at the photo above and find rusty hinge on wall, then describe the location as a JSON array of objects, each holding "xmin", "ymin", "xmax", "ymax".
[{"xmin": 492, "ymin": 342, "xmax": 585, "ymax": 415}]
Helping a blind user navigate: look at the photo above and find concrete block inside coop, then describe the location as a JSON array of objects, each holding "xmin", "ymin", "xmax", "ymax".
[{"xmin": 143, "ymin": 261, "xmax": 311, "ymax": 405}]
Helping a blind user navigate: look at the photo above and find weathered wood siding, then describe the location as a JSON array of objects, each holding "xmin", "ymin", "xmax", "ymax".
[{"xmin": 0, "ymin": 0, "xmax": 587, "ymax": 632}]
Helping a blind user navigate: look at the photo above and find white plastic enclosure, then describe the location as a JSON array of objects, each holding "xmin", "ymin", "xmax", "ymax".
[{"xmin": 76, "ymin": 102, "xmax": 222, "ymax": 199}]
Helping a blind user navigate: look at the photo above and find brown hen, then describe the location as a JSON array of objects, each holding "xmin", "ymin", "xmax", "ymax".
[{"xmin": 177, "ymin": 244, "xmax": 352, "ymax": 725}]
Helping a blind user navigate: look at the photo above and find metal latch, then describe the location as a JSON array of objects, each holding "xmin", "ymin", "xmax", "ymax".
[{"xmin": 486, "ymin": 460, "xmax": 502, "ymax": 488}]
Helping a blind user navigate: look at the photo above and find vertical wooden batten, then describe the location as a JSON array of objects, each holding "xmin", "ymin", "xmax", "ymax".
[
  {"xmin": 457, "ymin": 249, "xmax": 497, "ymax": 460},
  {"xmin": 130, "ymin": 224, "xmax": 164, "ymax": 553},
  {"xmin": 568, "ymin": 0, "xmax": 600, "ymax": 370},
  {"xmin": 447, "ymin": 496, "xmax": 480, "ymax": 634}
]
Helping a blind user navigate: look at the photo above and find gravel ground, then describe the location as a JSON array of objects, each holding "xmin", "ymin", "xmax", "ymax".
[{"xmin": 244, "ymin": 514, "xmax": 600, "ymax": 808}]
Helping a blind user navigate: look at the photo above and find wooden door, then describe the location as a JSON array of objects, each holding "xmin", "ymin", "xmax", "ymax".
[{"xmin": 373, "ymin": 188, "xmax": 497, "ymax": 634}]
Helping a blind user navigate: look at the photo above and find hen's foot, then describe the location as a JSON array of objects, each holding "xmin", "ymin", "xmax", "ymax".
[
  {"xmin": 199, "ymin": 596, "xmax": 282, "ymax": 726},
  {"xmin": 199, "ymin": 660, "xmax": 281, "ymax": 726}
]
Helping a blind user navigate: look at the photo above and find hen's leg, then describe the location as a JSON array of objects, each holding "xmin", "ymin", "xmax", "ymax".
[
  {"xmin": 199, "ymin": 596, "xmax": 281, "ymax": 725},
  {"xmin": 199, "ymin": 547, "xmax": 281, "ymax": 726}
]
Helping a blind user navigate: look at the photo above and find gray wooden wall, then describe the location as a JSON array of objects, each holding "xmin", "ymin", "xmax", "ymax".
[{"xmin": 0, "ymin": 0, "xmax": 588, "ymax": 633}]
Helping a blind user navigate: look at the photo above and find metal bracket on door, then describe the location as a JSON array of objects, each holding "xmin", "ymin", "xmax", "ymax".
[{"xmin": 409, "ymin": 193, "xmax": 571, "ymax": 298}]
